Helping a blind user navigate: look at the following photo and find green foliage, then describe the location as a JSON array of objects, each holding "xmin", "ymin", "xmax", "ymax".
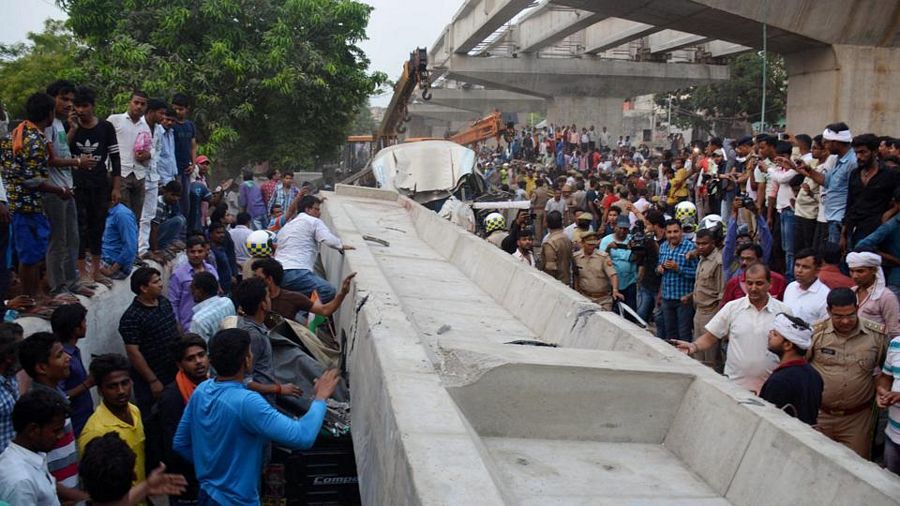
[
  {"xmin": 0, "ymin": 20, "xmax": 87, "ymax": 119},
  {"xmin": 656, "ymin": 52, "xmax": 787, "ymax": 134},
  {"xmin": 52, "ymin": 0, "xmax": 386, "ymax": 170}
]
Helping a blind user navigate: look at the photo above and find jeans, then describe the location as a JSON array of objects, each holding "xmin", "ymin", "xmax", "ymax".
[
  {"xmin": 827, "ymin": 220, "xmax": 843, "ymax": 246},
  {"xmin": 661, "ymin": 298, "xmax": 695, "ymax": 341},
  {"xmin": 197, "ymin": 489, "xmax": 222, "ymax": 506},
  {"xmin": 886, "ymin": 437, "xmax": 900, "ymax": 476},
  {"xmin": 779, "ymin": 208, "xmax": 795, "ymax": 282},
  {"xmin": 43, "ymin": 193, "xmax": 79, "ymax": 290},
  {"xmin": 282, "ymin": 268, "xmax": 336, "ymax": 302},
  {"xmin": 157, "ymin": 215, "xmax": 187, "ymax": 249},
  {"xmin": 636, "ymin": 284, "xmax": 657, "ymax": 324}
]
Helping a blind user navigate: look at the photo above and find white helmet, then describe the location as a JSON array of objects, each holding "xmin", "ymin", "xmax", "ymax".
[
  {"xmin": 674, "ymin": 201, "xmax": 697, "ymax": 223},
  {"xmin": 699, "ymin": 214, "xmax": 723, "ymax": 231}
]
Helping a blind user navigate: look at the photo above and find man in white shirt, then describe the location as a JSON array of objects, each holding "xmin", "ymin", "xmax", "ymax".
[
  {"xmin": 767, "ymin": 140, "xmax": 799, "ymax": 281},
  {"xmin": 674, "ymin": 263, "xmax": 791, "ymax": 393},
  {"xmin": 783, "ymin": 248, "xmax": 830, "ymax": 325},
  {"xmin": 230, "ymin": 212, "xmax": 254, "ymax": 267},
  {"xmin": 274, "ymin": 195, "xmax": 353, "ymax": 303},
  {"xmin": 0, "ymin": 389, "xmax": 69, "ymax": 506},
  {"xmin": 108, "ymin": 92, "xmax": 151, "ymax": 219},
  {"xmin": 137, "ymin": 98, "xmax": 167, "ymax": 255}
]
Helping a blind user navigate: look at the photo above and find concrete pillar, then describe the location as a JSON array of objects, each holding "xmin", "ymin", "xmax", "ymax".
[
  {"xmin": 545, "ymin": 96, "xmax": 625, "ymax": 139},
  {"xmin": 784, "ymin": 44, "xmax": 900, "ymax": 135}
]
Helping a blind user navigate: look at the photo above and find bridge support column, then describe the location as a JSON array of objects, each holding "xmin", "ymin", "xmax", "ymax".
[
  {"xmin": 785, "ymin": 44, "xmax": 900, "ymax": 135},
  {"xmin": 546, "ymin": 97, "xmax": 624, "ymax": 140}
]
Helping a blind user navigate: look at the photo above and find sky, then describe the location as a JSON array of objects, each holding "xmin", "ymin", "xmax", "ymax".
[{"xmin": 0, "ymin": 0, "xmax": 462, "ymax": 107}]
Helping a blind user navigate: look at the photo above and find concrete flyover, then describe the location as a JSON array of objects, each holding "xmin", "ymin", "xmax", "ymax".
[
  {"xmin": 320, "ymin": 184, "xmax": 900, "ymax": 505},
  {"xmin": 552, "ymin": 0, "xmax": 900, "ymax": 134},
  {"xmin": 442, "ymin": 53, "xmax": 728, "ymax": 132}
]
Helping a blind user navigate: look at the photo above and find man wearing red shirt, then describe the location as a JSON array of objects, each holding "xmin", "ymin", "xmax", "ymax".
[
  {"xmin": 721, "ymin": 243, "xmax": 787, "ymax": 305},
  {"xmin": 817, "ymin": 243, "xmax": 854, "ymax": 290}
]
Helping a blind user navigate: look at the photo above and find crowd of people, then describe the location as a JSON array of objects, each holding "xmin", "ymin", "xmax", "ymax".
[
  {"xmin": 0, "ymin": 82, "xmax": 357, "ymax": 504},
  {"xmin": 478, "ymin": 121, "xmax": 900, "ymax": 472}
]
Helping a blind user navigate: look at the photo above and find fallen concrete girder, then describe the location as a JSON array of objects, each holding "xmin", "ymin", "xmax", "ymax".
[{"xmin": 320, "ymin": 184, "xmax": 900, "ymax": 505}]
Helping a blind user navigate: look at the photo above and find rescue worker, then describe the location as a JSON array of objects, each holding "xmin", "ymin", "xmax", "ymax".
[
  {"xmin": 541, "ymin": 210, "xmax": 572, "ymax": 287},
  {"xmin": 573, "ymin": 232, "xmax": 621, "ymax": 310},
  {"xmin": 808, "ymin": 287, "xmax": 887, "ymax": 459},
  {"xmin": 484, "ymin": 212, "xmax": 508, "ymax": 249}
]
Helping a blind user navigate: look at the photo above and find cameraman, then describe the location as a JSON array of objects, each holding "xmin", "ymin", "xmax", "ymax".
[
  {"xmin": 600, "ymin": 214, "xmax": 639, "ymax": 314},
  {"xmin": 502, "ymin": 209, "xmax": 532, "ymax": 254},
  {"xmin": 723, "ymin": 194, "xmax": 773, "ymax": 281}
]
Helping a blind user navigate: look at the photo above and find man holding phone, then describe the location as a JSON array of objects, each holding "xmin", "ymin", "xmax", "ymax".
[{"xmin": 657, "ymin": 219, "xmax": 698, "ymax": 342}]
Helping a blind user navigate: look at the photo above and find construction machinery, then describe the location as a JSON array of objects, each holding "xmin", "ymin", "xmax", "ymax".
[{"xmin": 377, "ymin": 47, "xmax": 432, "ymax": 150}]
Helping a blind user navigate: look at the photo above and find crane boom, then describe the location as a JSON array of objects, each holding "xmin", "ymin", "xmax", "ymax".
[{"xmin": 377, "ymin": 48, "xmax": 431, "ymax": 149}]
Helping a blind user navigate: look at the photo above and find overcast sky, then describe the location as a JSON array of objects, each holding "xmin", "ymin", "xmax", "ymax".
[{"xmin": 0, "ymin": 0, "xmax": 461, "ymax": 107}]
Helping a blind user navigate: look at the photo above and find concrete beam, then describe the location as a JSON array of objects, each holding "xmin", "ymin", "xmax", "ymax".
[
  {"xmin": 428, "ymin": 88, "xmax": 547, "ymax": 115},
  {"xmin": 549, "ymin": 0, "xmax": 832, "ymax": 54},
  {"xmin": 704, "ymin": 40, "xmax": 753, "ymax": 58},
  {"xmin": 408, "ymin": 103, "xmax": 483, "ymax": 122},
  {"xmin": 516, "ymin": 5, "xmax": 606, "ymax": 53},
  {"xmin": 445, "ymin": 0, "xmax": 536, "ymax": 55},
  {"xmin": 444, "ymin": 54, "xmax": 729, "ymax": 98},
  {"xmin": 583, "ymin": 18, "xmax": 662, "ymax": 54},
  {"xmin": 649, "ymin": 30, "xmax": 711, "ymax": 54}
]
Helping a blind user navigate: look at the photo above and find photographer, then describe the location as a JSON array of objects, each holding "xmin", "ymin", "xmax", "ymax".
[
  {"xmin": 723, "ymin": 195, "xmax": 772, "ymax": 281},
  {"xmin": 501, "ymin": 208, "xmax": 532, "ymax": 254},
  {"xmin": 600, "ymin": 215, "xmax": 639, "ymax": 313}
]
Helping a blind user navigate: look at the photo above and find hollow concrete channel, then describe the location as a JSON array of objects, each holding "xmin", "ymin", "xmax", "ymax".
[{"xmin": 17, "ymin": 184, "xmax": 900, "ymax": 505}]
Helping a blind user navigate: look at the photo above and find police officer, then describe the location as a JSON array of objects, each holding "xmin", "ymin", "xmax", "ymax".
[
  {"xmin": 808, "ymin": 287, "xmax": 887, "ymax": 459},
  {"xmin": 574, "ymin": 232, "xmax": 622, "ymax": 310},
  {"xmin": 541, "ymin": 210, "xmax": 573, "ymax": 287},
  {"xmin": 531, "ymin": 179, "xmax": 551, "ymax": 241}
]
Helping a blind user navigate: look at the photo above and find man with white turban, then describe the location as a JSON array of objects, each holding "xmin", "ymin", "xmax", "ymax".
[
  {"xmin": 820, "ymin": 122, "xmax": 856, "ymax": 246},
  {"xmin": 848, "ymin": 251, "xmax": 900, "ymax": 336},
  {"xmin": 760, "ymin": 313, "xmax": 824, "ymax": 425}
]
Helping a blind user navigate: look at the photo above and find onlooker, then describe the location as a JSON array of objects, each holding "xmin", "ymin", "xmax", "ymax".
[
  {"xmin": 782, "ymin": 248, "xmax": 830, "ymax": 325},
  {"xmin": 51, "ymin": 303, "xmax": 93, "ymax": 436},
  {"xmin": 99, "ymin": 202, "xmax": 138, "ymax": 280},
  {"xmin": 842, "ymin": 134, "xmax": 900, "ymax": 250},
  {"xmin": 817, "ymin": 243, "xmax": 855, "ymax": 289},
  {"xmin": 259, "ymin": 168, "xmax": 280, "ymax": 212},
  {"xmin": 150, "ymin": 179, "xmax": 186, "ymax": 255},
  {"xmin": 856, "ymin": 187, "xmax": 900, "ymax": 299},
  {"xmin": 108, "ymin": 91, "xmax": 151, "ymax": 219},
  {"xmin": 267, "ymin": 170, "xmax": 299, "ymax": 215},
  {"xmin": 808, "ymin": 287, "xmax": 887, "ymax": 458},
  {"xmin": 171, "ymin": 93, "xmax": 198, "ymax": 213},
  {"xmin": 79, "ymin": 353, "xmax": 146, "ymax": 485},
  {"xmin": 759, "ymin": 313, "xmax": 823, "ymax": 425},
  {"xmin": 657, "ymin": 219, "xmax": 698, "ymax": 342},
  {"xmin": 238, "ymin": 170, "xmax": 267, "ymax": 230},
  {"xmin": 80, "ymin": 432, "xmax": 187, "ymax": 506},
  {"xmin": 174, "ymin": 328, "xmax": 339, "ymax": 504},
  {"xmin": 169, "ymin": 235, "xmax": 219, "ymax": 330},
  {"xmin": 0, "ymin": 324, "xmax": 22, "ymax": 452},
  {"xmin": 876, "ymin": 334, "xmax": 900, "ymax": 475},
  {"xmin": 18, "ymin": 332, "xmax": 88, "ymax": 501},
  {"xmin": 820, "ymin": 123, "xmax": 856, "ymax": 247},
  {"xmin": 70, "ymin": 86, "xmax": 122, "ymax": 288},
  {"xmin": 160, "ymin": 335, "xmax": 209, "ymax": 504},
  {"xmin": 188, "ymin": 272, "xmax": 235, "ymax": 342},
  {"xmin": 0, "ymin": 389, "xmax": 70, "ymax": 505},
  {"xmin": 847, "ymin": 251, "xmax": 900, "ymax": 337},
  {"xmin": 157, "ymin": 107, "xmax": 179, "ymax": 185},
  {"xmin": 138, "ymin": 98, "xmax": 168, "ymax": 255},
  {"xmin": 230, "ymin": 212, "xmax": 253, "ymax": 267},
  {"xmin": 208, "ymin": 222, "xmax": 235, "ymax": 294},
  {"xmin": 186, "ymin": 156, "xmax": 213, "ymax": 233},
  {"xmin": 2, "ymin": 93, "xmax": 72, "ymax": 298},
  {"xmin": 675, "ymin": 264, "xmax": 791, "ymax": 393},
  {"xmin": 600, "ymin": 215, "xmax": 639, "ymax": 312},
  {"xmin": 119, "ymin": 267, "xmax": 181, "ymax": 421},
  {"xmin": 722, "ymin": 243, "xmax": 787, "ymax": 304},
  {"xmin": 44, "ymin": 80, "xmax": 90, "ymax": 297}
]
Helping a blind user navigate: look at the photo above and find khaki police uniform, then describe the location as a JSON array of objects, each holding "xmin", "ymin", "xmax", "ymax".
[
  {"xmin": 531, "ymin": 186, "xmax": 551, "ymax": 240},
  {"xmin": 692, "ymin": 248, "xmax": 724, "ymax": 370},
  {"xmin": 574, "ymin": 249, "xmax": 619, "ymax": 310},
  {"xmin": 541, "ymin": 230, "xmax": 573, "ymax": 287},
  {"xmin": 807, "ymin": 317, "xmax": 887, "ymax": 459}
]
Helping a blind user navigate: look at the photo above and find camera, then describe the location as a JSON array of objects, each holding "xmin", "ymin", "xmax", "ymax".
[
  {"xmin": 629, "ymin": 221, "xmax": 647, "ymax": 253},
  {"xmin": 737, "ymin": 192, "xmax": 756, "ymax": 210}
]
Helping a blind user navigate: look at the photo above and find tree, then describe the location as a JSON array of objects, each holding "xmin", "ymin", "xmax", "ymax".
[
  {"xmin": 58, "ymin": 0, "xmax": 386, "ymax": 169},
  {"xmin": 656, "ymin": 52, "xmax": 787, "ymax": 135},
  {"xmin": 0, "ymin": 20, "xmax": 87, "ymax": 120}
]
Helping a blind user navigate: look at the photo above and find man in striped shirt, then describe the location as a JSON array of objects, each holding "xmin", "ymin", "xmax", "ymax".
[
  {"xmin": 877, "ymin": 335, "xmax": 900, "ymax": 475},
  {"xmin": 18, "ymin": 332, "xmax": 89, "ymax": 502}
]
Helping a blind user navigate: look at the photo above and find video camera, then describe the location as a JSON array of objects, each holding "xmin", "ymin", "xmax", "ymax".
[
  {"xmin": 628, "ymin": 221, "xmax": 647, "ymax": 253},
  {"xmin": 736, "ymin": 192, "xmax": 756, "ymax": 210}
]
